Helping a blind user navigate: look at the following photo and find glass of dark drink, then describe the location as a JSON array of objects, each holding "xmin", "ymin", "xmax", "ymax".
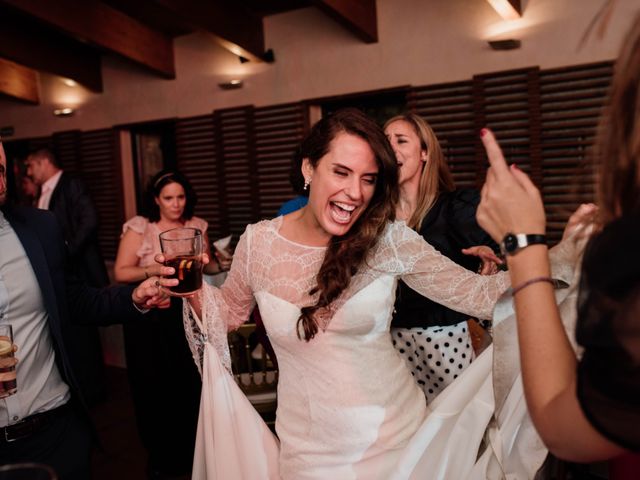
[
  {"xmin": 159, "ymin": 227, "xmax": 204, "ymax": 297},
  {"xmin": 0, "ymin": 325, "xmax": 17, "ymax": 399}
]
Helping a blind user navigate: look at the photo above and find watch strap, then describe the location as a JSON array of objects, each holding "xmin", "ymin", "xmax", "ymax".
[{"xmin": 501, "ymin": 233, "xmax": 547, "ymax": 256}]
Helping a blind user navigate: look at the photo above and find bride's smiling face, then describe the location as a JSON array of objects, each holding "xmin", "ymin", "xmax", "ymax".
[{"xmin": 302, "ymin": 132, "xmax": 378, "ymax": 240}]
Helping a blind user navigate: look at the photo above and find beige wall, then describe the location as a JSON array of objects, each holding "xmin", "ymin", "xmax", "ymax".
[{"xmin": 1, "ymin": 0, "xmax": 638, "ymax": 140}]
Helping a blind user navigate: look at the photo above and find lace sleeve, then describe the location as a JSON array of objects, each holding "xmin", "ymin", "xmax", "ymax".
[
  {"xmin": 387, "ymin": 222, "xmax": 581, "ymax": 321},
  {"xmin": 182, "ymin": 225, "xmax": 256, "ymax": 374},
  {"xmin": 388, "ymin": 222, "xmax": 510, "ymax": 320}
]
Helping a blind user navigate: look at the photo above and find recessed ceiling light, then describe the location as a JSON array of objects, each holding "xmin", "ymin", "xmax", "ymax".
[
  {"xmin": 53, "ymin": 108, "xmax": 75, "ymax": 117},
  {"xmin": 218, "ymin": 79, "xmax": 243, "ymax": 90}
]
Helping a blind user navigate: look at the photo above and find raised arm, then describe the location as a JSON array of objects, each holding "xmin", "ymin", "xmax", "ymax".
[
  {"xmin": 389, "ymin": 223, "xmax": 511, "ymax": 321},
  {"xmin": 475, "ymin": 128, "xmax": 626, "ymax": 462}
]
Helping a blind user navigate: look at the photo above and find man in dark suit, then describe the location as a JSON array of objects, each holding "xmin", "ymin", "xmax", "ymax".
[
  {"xmin": 26, "ymin": 148, "xmax": 109, "ymax": 287},
  {"xmin": 1, "ymin": 141, "xmax": 174, "ymax": 479},
  {"xmin": 26, "ymin": 149, "xmax": 110, "ymax": 404}
]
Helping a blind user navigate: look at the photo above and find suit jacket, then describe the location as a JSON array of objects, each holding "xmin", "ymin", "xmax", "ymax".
[
  {"xmin": 48, "ymin": 172, "xmax": 109, "ymax": 287},
  {"xmin": 2, "ymin": 205, "xmax": 143, "ymax": 424}
]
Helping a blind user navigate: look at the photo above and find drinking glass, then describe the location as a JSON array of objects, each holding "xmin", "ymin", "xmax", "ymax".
[
  {"xmin": 159, "ymin": 227, "xmax": 204, "ymax": 297},
  {"xmin": 0, "ymin": 324, "xmax": 17, "ymax": 399}
]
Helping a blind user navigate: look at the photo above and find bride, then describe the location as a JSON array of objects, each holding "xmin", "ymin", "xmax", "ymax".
[{"xmin": 179, "ymin": 108, "xmax": 578, "ymax": 479}]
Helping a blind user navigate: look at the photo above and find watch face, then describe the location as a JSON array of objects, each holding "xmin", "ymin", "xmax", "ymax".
[{"xmin": 503, "ymin": 233, "xmax": 518, "ymax": 253}]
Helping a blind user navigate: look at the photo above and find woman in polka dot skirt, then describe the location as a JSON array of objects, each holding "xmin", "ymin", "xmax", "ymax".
[{"xmin": 385, "ymin": 114, "xmax": 501, "ymax": 402}]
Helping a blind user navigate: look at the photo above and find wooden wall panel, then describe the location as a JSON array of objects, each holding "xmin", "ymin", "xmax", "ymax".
[
  {"xmin": 78, "ymin": 129, "xmax": 123, "ymax": 260},
  {"xmin": 253, "ymin": 102, "xmax": 306, "ymax": 219},
  {"xmin": 407, "ymin": 80, "xmax": 476, "ymax": 188},
  {"xmin": 539, "ymin": 61, "xmax": 612, "ymax": 242},
  {"xmin": 214, "ymin": 106, "xmax": 256, "ymax": 242},
  {"xmin": 175, "ymin": 113, "xmax": 225, "ymax": 241}
]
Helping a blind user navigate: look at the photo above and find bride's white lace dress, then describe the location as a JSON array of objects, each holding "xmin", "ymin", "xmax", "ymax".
[{"xmin": 183, "ymin": 216, "xmax": 576, "ymax": 480}]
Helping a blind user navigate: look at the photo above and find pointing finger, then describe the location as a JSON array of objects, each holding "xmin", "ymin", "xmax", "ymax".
[{"xmin": 480, "ymin": 128, "xmax": 510, "ymax": 179}]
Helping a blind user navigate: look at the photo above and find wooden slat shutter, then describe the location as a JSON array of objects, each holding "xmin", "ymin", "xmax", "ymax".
[
  {"xmin": 52, "ymin": 130, "xmax": 82, "ymax": 175},
  {"xmin": 214, "ymin": 106, "xmax": 258, "ymax": 242},
  {"xmin": 27, "ymin": 136, "xmax": 53, "ymax": 152},
  {"xmin": 407, "ymin": 80, "xmax": 476, "ymax": 188},
  {"xmin": 253, "ymin": 102, "xmax": 307, "ymax": 219},
  {"xmin": 473, "ymin": 67, "xmax": 541, "ymax": 187},
  {"xmin": 175, "ymin": 114, "xmax": 226, "ymax": 241},
  {"xmin": 539, "ymin": 61, "xmax": 613, "ymax": 242},
  {"xmin": 78, "ymin": 129, "xmax": 123, "ymax": 260}
]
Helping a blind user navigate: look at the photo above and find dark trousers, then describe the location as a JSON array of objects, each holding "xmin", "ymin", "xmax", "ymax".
[
  {"xmin": 123, "ymin": 299, "xmax": 201, "ymax": 475},
  {"xmin": 0, "ymin": 405, "xmax": 92, "ymax": 480}
]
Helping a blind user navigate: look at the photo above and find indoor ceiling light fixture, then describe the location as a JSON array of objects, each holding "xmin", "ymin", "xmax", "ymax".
[
  {"xmin": 486, "ymin": 0, "xmax": 522, "ymax": 20},
  {"xmin": 62, "ymin": 78, "xmax": 78, "ymax": 87},
  {"xmin": 53, "ymin": 107, "xmax": 75, "ymax": 117},
  {"xmin": 218, "ymin": 79, "xmax": 243, "ymax": 90}
]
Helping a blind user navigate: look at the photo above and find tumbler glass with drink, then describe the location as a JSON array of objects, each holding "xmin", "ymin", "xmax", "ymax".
[
  {"xmin": 0, "ymin": 324, "xmax": 17, "ymax": 398},
  {"xmin": 159, "ymin": 227, "xmax": 204, "ymax": 297}
]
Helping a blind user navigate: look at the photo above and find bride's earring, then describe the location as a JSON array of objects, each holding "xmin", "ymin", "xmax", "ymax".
[{"xmin": 303, "ymin": 178, "xmax": 311, "ymax": 191}]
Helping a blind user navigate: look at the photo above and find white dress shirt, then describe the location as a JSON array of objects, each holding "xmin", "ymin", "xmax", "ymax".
[
  {"xmin": 0, "ymin": 210, "xmax": 70, "ymax": 427},
  {"xmin": 37, "ymin": 170, "xmax": 63, "ymax": 210}
]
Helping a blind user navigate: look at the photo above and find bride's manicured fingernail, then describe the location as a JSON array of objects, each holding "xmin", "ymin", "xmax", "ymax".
[{"xmin": 480, "ymin": 128, "xmax": 489, "ymax": 137}]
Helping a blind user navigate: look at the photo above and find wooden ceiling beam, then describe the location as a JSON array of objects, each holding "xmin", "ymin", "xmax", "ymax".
[
  {"xmin": 0, "ymin": 58, "xmax": 39, "ymax": 104},
  {"xmin": 312, "ymin": 0, "xmax": 378, "ymax": 43},
  {"xmin": 153, "ymin": 0, "xmax": 268, "ymax": 61},
  {"xmin": 0, "ymin": 0, "xmax": 175, "ymax": 78},
  {"xmin": 0, "ymin": 9, "xmax": 103, "ymax": 92}
]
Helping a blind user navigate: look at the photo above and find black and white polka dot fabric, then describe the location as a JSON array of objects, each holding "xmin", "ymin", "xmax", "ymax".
[{"xmin": 391, "ymin": 323, "xmax": 474, "ymax": 403}]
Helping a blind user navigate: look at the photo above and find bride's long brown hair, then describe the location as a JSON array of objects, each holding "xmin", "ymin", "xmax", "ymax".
[{"xmin": 295, "ymin": 108, "xmax": 399, "ymax": 341}]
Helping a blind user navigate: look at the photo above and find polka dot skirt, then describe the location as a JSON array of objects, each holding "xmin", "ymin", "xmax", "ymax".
[{"xmin": 391, "ymin": 323, "xmax": 475, "ymax": 403}]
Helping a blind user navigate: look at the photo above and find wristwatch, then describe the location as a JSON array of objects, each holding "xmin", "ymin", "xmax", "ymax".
[{"xmin": 500, "ymin": 233, "xmax": 547, "ymax": 256}]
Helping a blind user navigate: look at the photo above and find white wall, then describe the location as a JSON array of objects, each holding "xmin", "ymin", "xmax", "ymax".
[{"xmin": 1, "ymin": 0, "xmax": 638, "ymax": 140}]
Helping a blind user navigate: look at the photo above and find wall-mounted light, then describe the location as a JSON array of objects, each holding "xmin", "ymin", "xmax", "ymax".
[
  {"xmin": 53, "ymin": 107, "xmax": 75, "ymax": 117},
  {"xmin": 488, "ymin": 38, "xmax": 521, "ymax": 50},
  {"xmin": 486, "ymin": 0, "xmax": 522, "ymax": 20},
  {"xmin": 218, "ymin": 79, "xmax": 243, "ymax": 90}
]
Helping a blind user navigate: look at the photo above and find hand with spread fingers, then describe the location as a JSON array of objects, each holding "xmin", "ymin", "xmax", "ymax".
[
  {"xmin": 476, "ymin": 128, "xmax": 546, "ymax": 242},
  {"xmin": 562, "ymin": 203, "xmax": 598, "ymax": 241},
  {"xmin": 461, "ymin": 245, "xmax": 503, "ymax": 275}
]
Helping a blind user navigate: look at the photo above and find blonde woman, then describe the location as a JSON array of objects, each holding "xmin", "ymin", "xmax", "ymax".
[{"xmin": 385, "ymin": 113, "xmax": 500, "ymax": 401}]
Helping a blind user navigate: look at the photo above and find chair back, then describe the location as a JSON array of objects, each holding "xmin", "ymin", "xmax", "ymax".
[{"xmin": 228, "ymin": 323, "xmax": 278, "ymax": 418}]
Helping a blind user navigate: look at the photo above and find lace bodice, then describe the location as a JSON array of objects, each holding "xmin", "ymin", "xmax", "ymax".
[{"xmin": 212, "ymin": 216, "xmax": 508, "ymax": 322}]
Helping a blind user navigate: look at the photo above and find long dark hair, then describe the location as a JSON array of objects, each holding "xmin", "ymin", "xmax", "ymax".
[
  {"xmin": 594, "ymin": 13, "xmax": 640, "ymax": 225},
  {"xmin": 296, "ymin": 108, "xmax": 399, "ymax": 340},
  {"xmin": 143, "ymin": 169, "xmax": 197, "ymax": 222}
]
